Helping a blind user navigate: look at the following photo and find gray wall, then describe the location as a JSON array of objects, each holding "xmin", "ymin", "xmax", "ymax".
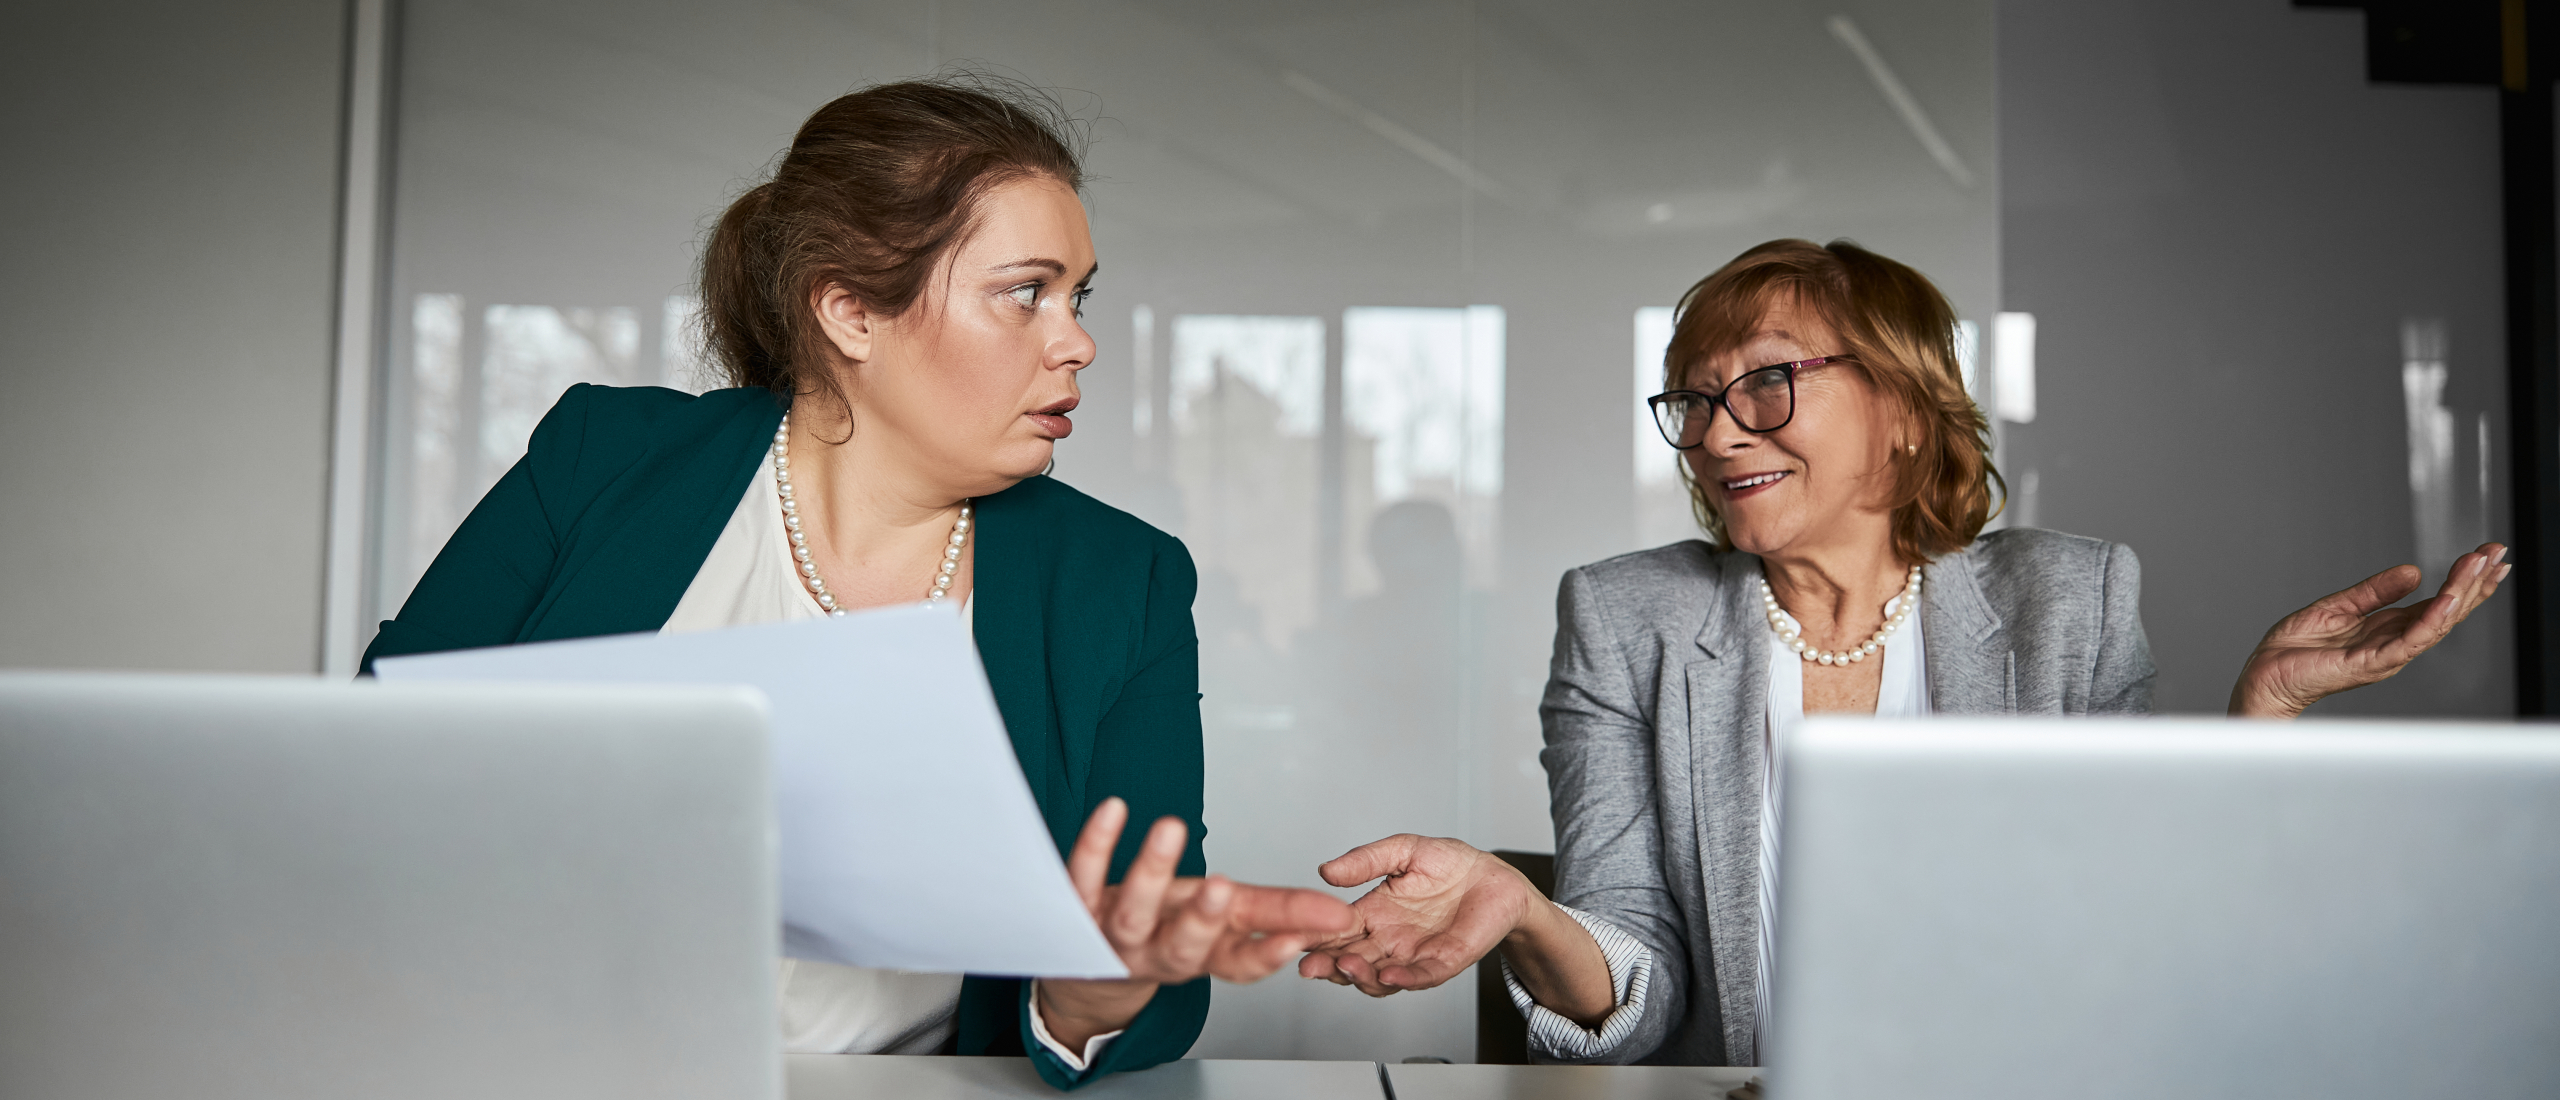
[
  {"xmin": 1999, "ymin": 0, "xmax": 2513, "ymax": 716},
  {"xmin": 0, "ymin": 1, "xmax": 346, "ymax": 673}
]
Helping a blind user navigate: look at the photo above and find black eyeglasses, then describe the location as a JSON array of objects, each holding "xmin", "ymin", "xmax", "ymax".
[{"xmin": 1645, "ymin": 354, "xmax": 1852, "ymax": 450}]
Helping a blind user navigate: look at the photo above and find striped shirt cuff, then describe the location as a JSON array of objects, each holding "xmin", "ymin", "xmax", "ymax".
[{"xmin": 1501, "ymin": 903, "xmax": 1654, "ymax": 1060}]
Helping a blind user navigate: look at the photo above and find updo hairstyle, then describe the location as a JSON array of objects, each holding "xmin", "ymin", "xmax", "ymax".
[
  {"xmin": 700, "ymin": 76, "xmax": 1086, "ymax": 414},
  {"xmin": 1665, "ymin": 238, "xmax": 2004, "ymax": 561}
]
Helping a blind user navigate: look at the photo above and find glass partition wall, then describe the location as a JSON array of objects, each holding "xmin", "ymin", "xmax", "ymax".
[{"xmin": 368, "ymin": 0, "xmax": 1996, "ymax": 1062}]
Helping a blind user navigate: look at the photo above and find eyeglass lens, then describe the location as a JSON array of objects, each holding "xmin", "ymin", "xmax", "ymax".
[{"xmin": 1654, "ymin": 364, "xmax": 1793, "ymax": 447}]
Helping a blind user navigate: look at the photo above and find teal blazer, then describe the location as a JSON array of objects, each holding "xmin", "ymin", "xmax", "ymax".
[{"xmin": 361, "ymin": 384, "xmax": 1208, "ymax": 1090}]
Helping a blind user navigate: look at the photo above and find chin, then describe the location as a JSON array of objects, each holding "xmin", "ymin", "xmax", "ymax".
[{"xmin": 994, "ymin": 440, "xmax": 1057, "ymax": 480}]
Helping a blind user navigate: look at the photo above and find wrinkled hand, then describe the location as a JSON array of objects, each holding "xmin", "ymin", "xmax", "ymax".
[
  {"xmin": 1038, "ymin": 798, "xmax": 1354, "ymax": 1050},
  {"xmin": 1295, "ymin": 834, "xmax": 1538, "ymax": 997},
  {"xmin": 2230, "ymin": 542, "xmax": 2510, "ymax": 719}
]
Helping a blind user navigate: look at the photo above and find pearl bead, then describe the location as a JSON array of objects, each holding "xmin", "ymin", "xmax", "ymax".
[{"xmin": 772, "ymin": 411, "xmax": 972, "ymax": 608}]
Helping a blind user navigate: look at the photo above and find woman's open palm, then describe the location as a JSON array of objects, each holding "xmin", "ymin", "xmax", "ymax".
[
  {"xmin": 2231, "ymin": 542, "xmax": 2509, "ymax": 718},
  {"xmin": 1296, "ymin": 834, "xmax": 1536, "ymax": 996}
]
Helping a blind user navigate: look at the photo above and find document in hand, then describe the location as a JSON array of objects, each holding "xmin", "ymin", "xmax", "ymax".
[{"xmin": 373, "ymin": 604, "xmax": 1129, "ymax": 979}]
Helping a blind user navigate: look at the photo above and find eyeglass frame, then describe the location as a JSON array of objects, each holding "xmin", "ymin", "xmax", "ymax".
[{"xmin": 1644, "ymin": 354, "xmax": 1856, "ymax": 450}]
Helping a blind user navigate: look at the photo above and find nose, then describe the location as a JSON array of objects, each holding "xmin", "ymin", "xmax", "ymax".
[
  {"xmin": 1699, "ymin": 398, "xmax": 1760, "ymax": 454},
  {"xmin": 1051, "ymin": 315, "xmax": 1095, "ymax": 373}
]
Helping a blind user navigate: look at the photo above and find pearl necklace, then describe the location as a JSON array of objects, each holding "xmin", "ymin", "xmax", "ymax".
[
  {"xmin": 772, "ymin": 412, "xmax": 971, "ymax": 616},
  {"xmin": 1759, "ymin": 564, "xmax": 1923, "ymax": 666}
]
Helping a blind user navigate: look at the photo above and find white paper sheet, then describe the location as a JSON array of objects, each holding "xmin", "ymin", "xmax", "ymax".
[{"xmin": 374, "ymin": 603, "xmax": 1128, "ymax": 979}]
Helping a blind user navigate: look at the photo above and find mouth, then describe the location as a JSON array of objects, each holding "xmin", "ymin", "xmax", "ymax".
[
  {"xmin": 1719, "ymin": 470, "xmax": 1790, "ymax": 498},
  {"xmin": 1026, "ymin": 397, "xmax": 1078, "ymax": 440}
]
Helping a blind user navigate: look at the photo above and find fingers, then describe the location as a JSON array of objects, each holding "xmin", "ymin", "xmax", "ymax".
[
  {"xmin": 1318, "ymin": 834, "xmax": 1422, "ymax": 889},
  {"xmin": 1376, "ymin": 954, "xmax": 1468, "ymax": 992},
  {"xmin": 1105, "ymin": 816, "xmax": 1187, "ymax": 948},
  {"xmin": 1145, "ymin": 873, "xmax": 1232, "ymax": 984},
  {"xmin": 1065, "ymin": 797, "xmax": 1129, "ymax": 913},
  {"xmin": 2313, "ymin": 563, "xmax": 2423, "ymax": 622},
  {"xmin": 1327, "ymin": 951, "xmax": 1402, "ymax": 997},
  {"xmin": 2393, "ymin": 544, "xmax": 2511, "ymax": 657},
  {"xmin": 1222, "ymin": 884, "xmax": 1357, "ymax": 936},
  {"xmin": 1215, "ymin": 932, "xmax": 1317, "ymax": 982}
]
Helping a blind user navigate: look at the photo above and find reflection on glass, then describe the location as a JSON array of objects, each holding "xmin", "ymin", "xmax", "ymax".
[
  {"xmin": 1342, "ymin": 306, "xmax": 1504, "ymax": 590},
  {"xmin": 480, "ymin": 305, "xmax": 641, "ymax": 474},
  {"xmin": 1170, "ymin": 315, "xmax": 1325, "ymax": 652}
]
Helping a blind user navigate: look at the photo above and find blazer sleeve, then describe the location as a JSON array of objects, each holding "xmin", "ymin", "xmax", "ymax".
[
  {"xmin": 1021, "ymin": 531, "xmax": 1209, "ymax": 1090},
  {"xmin": 1535, "ymin": 565, "xmax": 1691, "ymax": 1065},
  {"xmin": 359, "ymin": 384, "xmax": 598, "ymax": 673},
  {"xmin": 2088, "ymin": 540, "xmax": 2156, "ymax": 714}
]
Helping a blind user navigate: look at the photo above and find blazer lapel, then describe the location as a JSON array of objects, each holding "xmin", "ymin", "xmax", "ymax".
[
  {"xmin": 1922, "ymin": 549, "xmax": 2012, "ymax": 713},
  {"xmin": 968, "ymin": 479, "xmax": 1062, "ymax": 837},
  {"xmin": 1690, "ymin": 551, "xmax": 1771, "ymax": 1065}
]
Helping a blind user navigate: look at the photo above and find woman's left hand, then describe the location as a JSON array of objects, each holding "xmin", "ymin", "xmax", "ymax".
[
  {"xmin": 1035, "ymin": 797, "xmax": 1355, "ymax": 1052},
  {"xmin": 2229, "ymin": 542, "xmax": 2510, "ymax": 719}
]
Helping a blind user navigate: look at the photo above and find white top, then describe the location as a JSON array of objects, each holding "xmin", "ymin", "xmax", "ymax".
[
  {"xmin": 663, "ymin": 450, "xmax": 1115, "ymax": 1070},
  {"xmin": 1511, "ymin": 585, "xmax": 1931, "ymax": 1066}
]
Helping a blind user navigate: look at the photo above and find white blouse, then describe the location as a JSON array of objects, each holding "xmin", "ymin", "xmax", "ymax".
[
  {"xmin": 1509, "ymin": 586, "xmax": 1932, "ymax": 1066},
  {"xmin": 662, "ymin": 450, "xmax": 1113, "ymax": 1070}
]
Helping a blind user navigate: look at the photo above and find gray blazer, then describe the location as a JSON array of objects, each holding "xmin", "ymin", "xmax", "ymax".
[{"xmin": 1537, "ymin": 527, "xmax": 2154, "ymax": 1067}]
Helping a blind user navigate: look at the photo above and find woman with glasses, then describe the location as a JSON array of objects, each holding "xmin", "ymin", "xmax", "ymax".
[
  {"xmin": 359, "ymin": 78, "xmax": 1352, "ymax": 1090},
  {"xmin": 1296, "ymin": 238, "xmax": 2508, "ymax": 1067}
]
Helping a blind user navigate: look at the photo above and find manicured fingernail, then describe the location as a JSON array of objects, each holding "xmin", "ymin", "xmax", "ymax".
[
  {"xmin": 2500, "ymin": 563, "xmax": 2514, "ymax": 581},
  {"xmin": 2495, "ymin": 547, "xmax": 2510, "ymax": 564}
]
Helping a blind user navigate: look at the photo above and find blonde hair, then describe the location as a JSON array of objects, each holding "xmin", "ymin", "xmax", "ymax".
[{"xmin": 1664, "ymin": 238, "xmax": 2003, "ymax": 562}]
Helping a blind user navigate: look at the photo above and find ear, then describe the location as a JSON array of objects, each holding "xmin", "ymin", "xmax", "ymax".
[{"xmin": 810, "ymin": 282, "xmax": 875, "ymax": 365}]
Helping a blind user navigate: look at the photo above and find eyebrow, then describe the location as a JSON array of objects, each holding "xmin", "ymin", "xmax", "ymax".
[{"xmin": 987, "ymin": 258, "xmax": 1100, "ymax": 285}]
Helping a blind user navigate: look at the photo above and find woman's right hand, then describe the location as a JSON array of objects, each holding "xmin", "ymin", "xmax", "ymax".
[{"xmin": 1298, "ymin": 834, "xmax": 1617, "ymax": 1024}]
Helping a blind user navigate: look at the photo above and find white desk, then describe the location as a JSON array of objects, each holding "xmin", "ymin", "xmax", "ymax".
[
  {"xmin": 785, "ymin": 1055, "xmax": 1385, "ymax": 1099},
  {"xmin": 1385, "ymin": 1062, "xmax": 1759, "ymax": 1100}
]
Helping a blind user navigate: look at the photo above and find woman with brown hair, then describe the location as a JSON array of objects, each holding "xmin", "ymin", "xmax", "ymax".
[
  {"xmin": 1297, "ymin": 238, "xmax": 2507, "ymax": 1067},
  {"xmin": 360, "ymin": 78, "xmax": 1350, "ymax": 1089}
]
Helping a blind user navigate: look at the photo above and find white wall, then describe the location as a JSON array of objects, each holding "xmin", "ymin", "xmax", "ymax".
[
  {"xmin": 1999, "ymin": 0, "xmax": 2512, "ymax": 715},
  {"xmin": 0, "ymin": 0, "xmax": 346, "ymax": 673}
]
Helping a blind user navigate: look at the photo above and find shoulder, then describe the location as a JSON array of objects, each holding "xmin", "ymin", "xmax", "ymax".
[
  {"xmin": 1553, "ymin": 539, "xmax": 1744, "ymax": 646},
  {"xmin": 1561, "ymin": 540, "xmax": 1734, "ymax": 606},
  {"xmin": 1953, "ymin": 527, "xmax": 2139, "ymax": 590},
  {"xmin": 977, "ymin": 475, "xmax": 1194, "ymax": 589},
  {"xmin": 1946, "ymin": 527, "xmax": 2141, "ymax": 629},
  {"xmin": 524, "ymin": 383, "xmax": 782, "ymax": 480}
]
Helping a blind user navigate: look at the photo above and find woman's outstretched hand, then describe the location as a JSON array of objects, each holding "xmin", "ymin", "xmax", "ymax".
[
  {"xmin": 2229, "ymin": 542, "xmax": 2510, "ymax": 719},
  {"xmin": 1297, "ymin": 834, "xmax": 1617, "ymax": 1025},
  {"xmin": 1036, "ymin": 797, "xmax": 1355, "ymax": 1051}
]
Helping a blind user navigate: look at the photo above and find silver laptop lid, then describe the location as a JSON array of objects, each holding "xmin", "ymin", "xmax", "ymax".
[
  {"xmin": 1773, "ymin": 719, "xmax": 2560, "ymax": 1100},
  {"xmin": 0, "ymin": 673, "xmax": 778, "ymax": 1100}
]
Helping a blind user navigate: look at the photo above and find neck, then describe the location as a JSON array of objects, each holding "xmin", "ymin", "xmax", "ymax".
[
  {"xmin": 787, "ymin": 407, "xmax": 966, "ymax": 564},
  {"xmin": 1759, "ymin": 537, "xmax": 1910, "ymax": 646}
]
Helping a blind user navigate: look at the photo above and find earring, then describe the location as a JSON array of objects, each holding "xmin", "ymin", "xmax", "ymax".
[{"xmin": 1907, "ymin": 443, "xmax": 1919, "ymax": 455}]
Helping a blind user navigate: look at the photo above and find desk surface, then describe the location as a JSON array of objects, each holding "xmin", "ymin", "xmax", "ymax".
[
  {"xmin": 1387, "ymin": 1062, "xmax": 1759, "ymax": 1100},
  {"xmin": 785, "ymin": 1055, "xmax": 1384, "ymax": 1099},
  {"xmin": 786, "ymin": 1055, "xmax": 1758, "ymax": 1100}
]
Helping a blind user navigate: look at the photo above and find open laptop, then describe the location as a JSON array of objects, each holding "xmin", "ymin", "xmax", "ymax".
[
  {"xmin": 1772, "ymin": 718, "xmax": 2560, "ymax": 1100},
  {"xmin": 0, "ymin": 672, "xmax": 778, "ymax": 1100}
]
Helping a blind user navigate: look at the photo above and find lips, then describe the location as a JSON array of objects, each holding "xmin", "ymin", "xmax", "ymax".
[
  {"xmin": 1720, "ymin": 470, "xmax": 1790, "ymax": 498},
  {"xmin": 1027, "ymin": 397, "xmax": 1078, "ymax": 440}
]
